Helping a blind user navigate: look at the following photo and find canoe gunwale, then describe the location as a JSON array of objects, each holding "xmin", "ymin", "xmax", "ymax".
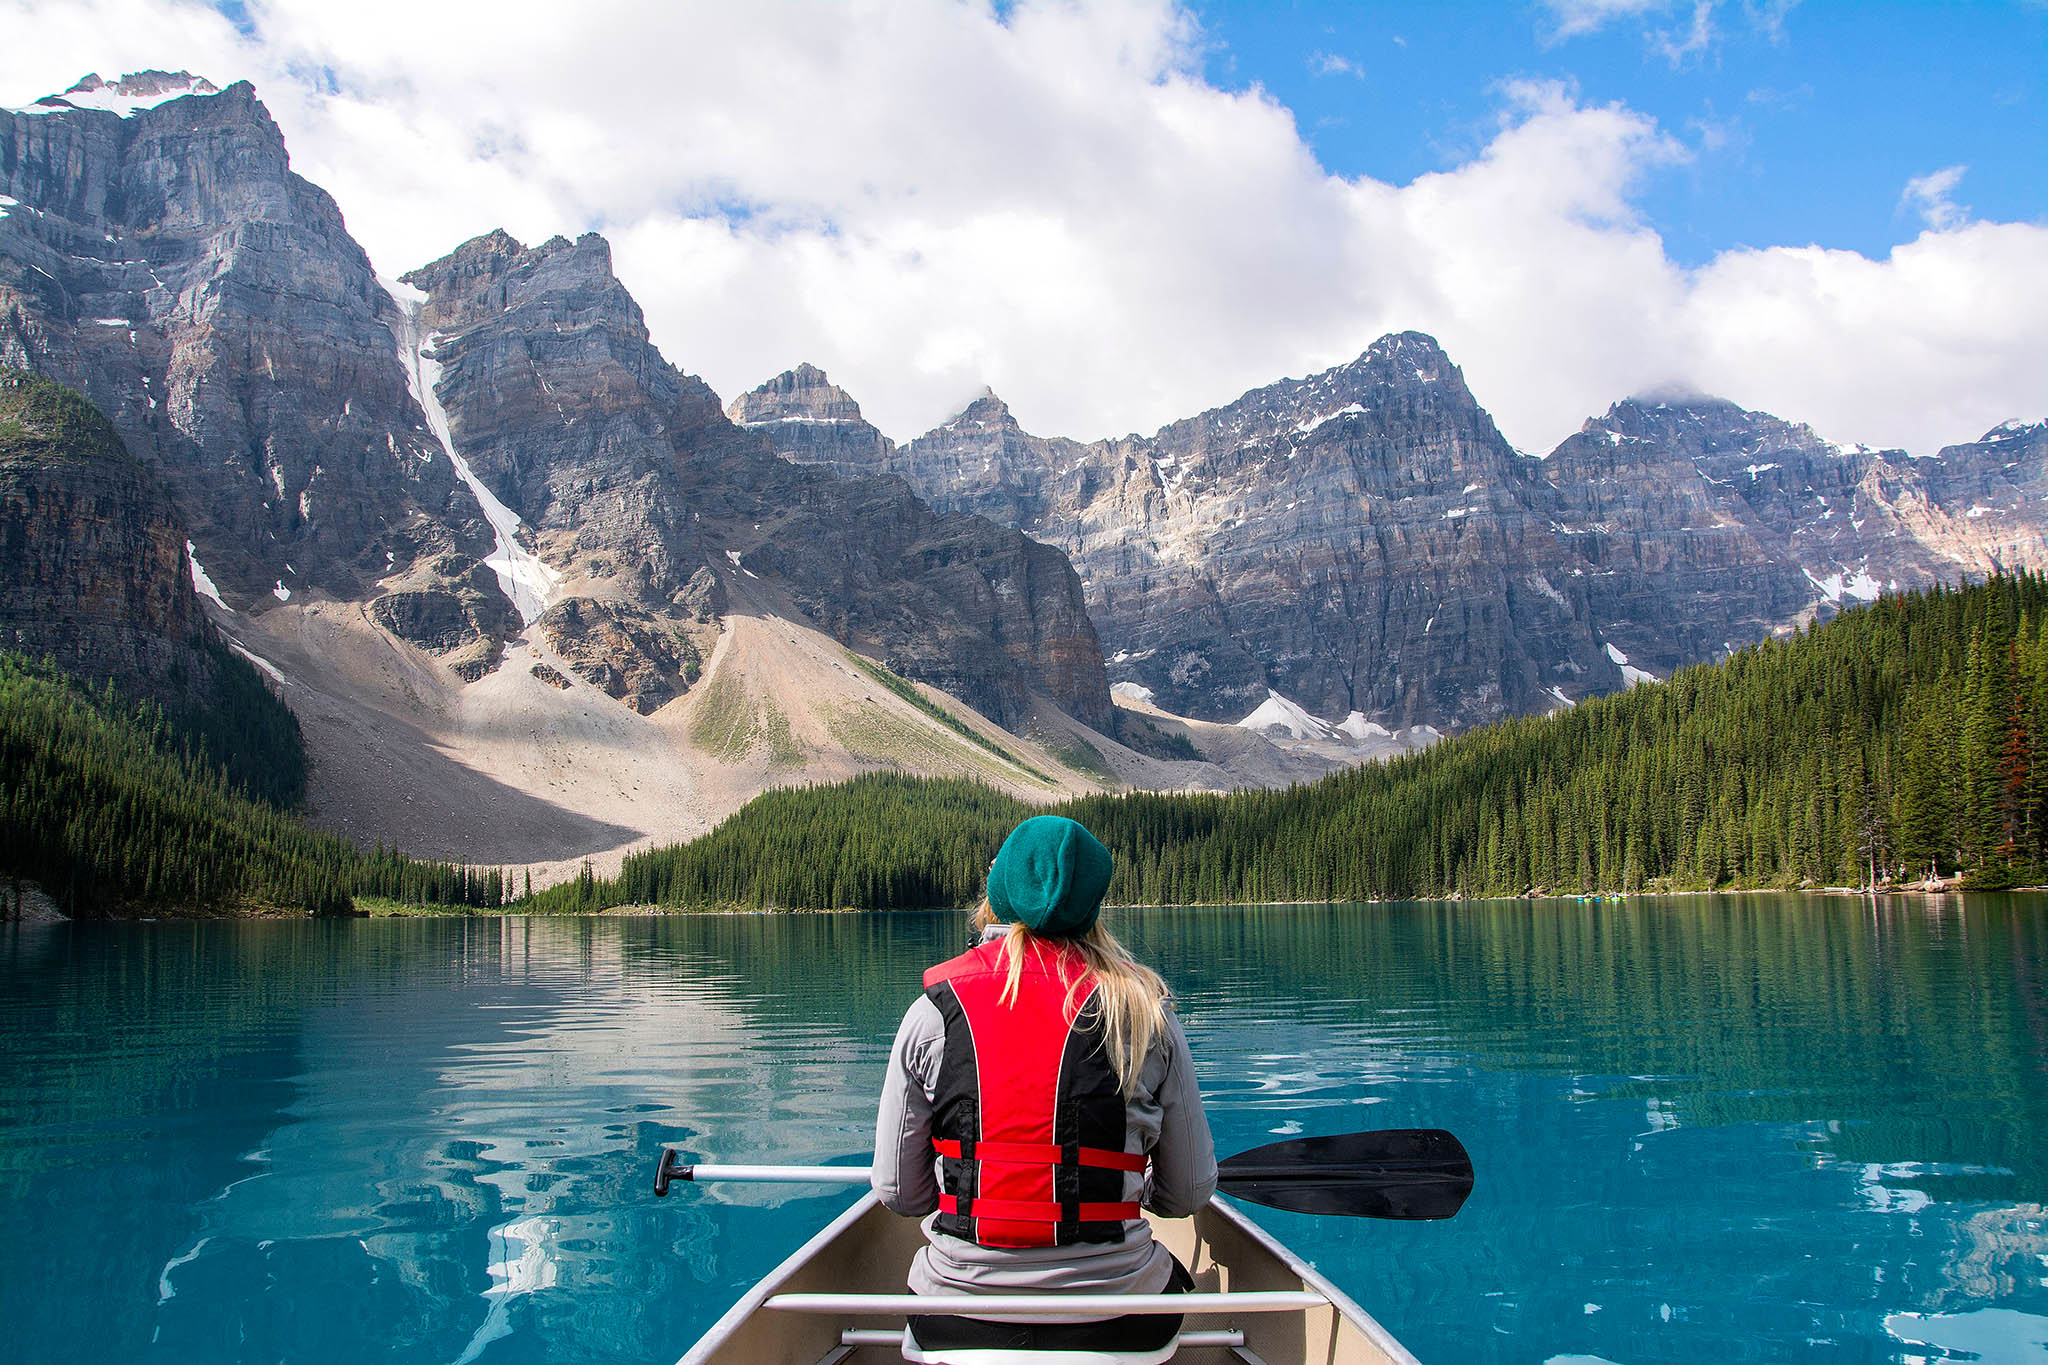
[{"xmin": 1205, "ymin": 1194, "xmax": 1421, "ymax": 1365}]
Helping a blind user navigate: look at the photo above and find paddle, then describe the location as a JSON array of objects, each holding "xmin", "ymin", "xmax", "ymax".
[{"xmin": 654, "ymin": 1127, "xmax": 1472, "ymax": 1221}]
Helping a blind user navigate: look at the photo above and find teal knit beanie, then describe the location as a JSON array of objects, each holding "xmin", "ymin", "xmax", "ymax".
[{"xmin": 986, "ymin": 816, "xmax": 1113, "ymax": 937}]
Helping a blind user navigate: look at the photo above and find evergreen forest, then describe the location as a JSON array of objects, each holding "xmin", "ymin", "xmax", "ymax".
[
  {"xmin": 0, "ymin": 652, "xmax": 518, "ymax": 916},
  {"xmin": 529, "ymin": 573, "xmax": 2048, "ymax": 911},
  {"xmin": 10, "ymin": 572, "xmax": 2048, "ymax": 917}
]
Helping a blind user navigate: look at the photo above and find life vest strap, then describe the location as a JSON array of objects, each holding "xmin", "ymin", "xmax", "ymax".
[
  {"xmin": 938, "ymin": 1194, "xmax": 1142, "ymax": 1223},
  {"xmin": 934, "ymin": 1138, "xmax": 1148, "ymax": 1173}
]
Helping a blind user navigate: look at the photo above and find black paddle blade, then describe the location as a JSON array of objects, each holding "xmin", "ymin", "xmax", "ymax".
[{"xmin": 1217, "ymin": 1127, "xmax": 1474, "ymax": 1220}]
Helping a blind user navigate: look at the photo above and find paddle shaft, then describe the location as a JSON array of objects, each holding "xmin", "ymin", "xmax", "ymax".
[
  {"xmin": 681, "ymin": 1163, "xmax": 871, "ymax": 1184},
  {"xmin": 656, "ymin": 1128, "xmax": 1473, "ymax": 1219},
  {"xmin": 658, "ymin": 1163, "xmax": 1455, "ymax": 1186}
]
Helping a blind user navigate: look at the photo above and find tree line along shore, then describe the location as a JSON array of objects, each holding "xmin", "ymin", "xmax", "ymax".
[{"xmin": 6, "ymin": 573, "xmax": 2048, "ymax": 919}]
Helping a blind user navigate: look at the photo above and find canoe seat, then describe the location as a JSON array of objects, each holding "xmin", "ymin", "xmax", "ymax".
[
  {"xmin": 900, "ymin": 1256, "xmax": 1192, "ymax": 1364},
  {"xmin": 898, "ymin": 1323, "xmax": 1181, "ymax": 1365}
]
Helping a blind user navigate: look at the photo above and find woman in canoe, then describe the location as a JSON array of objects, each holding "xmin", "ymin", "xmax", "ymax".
[{"xmin": 872, "ymin": 814, "xmax": 1218, "ymax": 1355}]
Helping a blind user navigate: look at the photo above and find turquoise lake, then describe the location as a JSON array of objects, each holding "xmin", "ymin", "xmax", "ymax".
[{"xmin": 2, "ymin": 897, "xmax": 2045, "ymax": 1363}]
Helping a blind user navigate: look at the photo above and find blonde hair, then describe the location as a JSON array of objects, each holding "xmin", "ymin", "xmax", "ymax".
[{"xmin": 971, "ymin": 901, "xmax": 1170, "ymax": 1098}]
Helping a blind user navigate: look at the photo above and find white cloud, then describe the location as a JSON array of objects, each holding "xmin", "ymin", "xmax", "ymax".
[
  {"xmin": 1, "ymin": 0, "xmax": 2041, "ymax": 460},
  {"xmin": 1650, "ymin": 1, "xmax": 1718, "ymax": 65},
  {"xmin": 1541, "ymin": 0, "xmax": 1799, "ymax": 58},
  {"xmin": 1901, "ymin": 165, "xmax": 1970, "ymax": 232},
  {"xmin": 1540, "ymin": 0, "xmax": 1668, "ymax": 41},
  {"xmin": 1311, "ymin": 51, "xmax": 1362, "ymax": 79}
]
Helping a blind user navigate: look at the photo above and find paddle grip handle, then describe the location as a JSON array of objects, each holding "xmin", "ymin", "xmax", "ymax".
[{"xmin": 654, "ymin": 1148, "xmax": 691, "ymax": 1197}]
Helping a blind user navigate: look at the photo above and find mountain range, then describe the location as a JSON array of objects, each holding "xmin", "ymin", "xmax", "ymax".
[
  {"xmin": 3, "ymin": 71, "xmax": 2042, "ymax": 878},
  {"xmin": 731, "ymin": 345, "xmax": 2046, "ymax": 731}
]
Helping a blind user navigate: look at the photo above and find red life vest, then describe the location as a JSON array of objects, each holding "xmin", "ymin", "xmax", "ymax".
[{"xmin": 922, "ymin": 938, "xmax": 1147, "ymax": 1249}]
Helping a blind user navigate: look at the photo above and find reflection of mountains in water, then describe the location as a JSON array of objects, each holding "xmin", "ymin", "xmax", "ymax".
[
  {"xmin": 223, "ymin": 916, "xmax": 966, "ymax": 1363},
  {"xmin": 9, "ymin": 905, "xmax": 2047, "ymax": 1361},
  {"xmin": 1, "ymin": 916, "xmax": 961, "ymax": 1364},
  {"xmin": 1121, "ymin": 895, "xmax": 2048, "ymax": 1193},
  {"xmin": 1123, "ymin": 898, "xmax": 2048, "ymax": 1358}
]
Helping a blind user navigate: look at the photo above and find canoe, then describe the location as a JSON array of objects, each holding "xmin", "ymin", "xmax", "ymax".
[{"xmin": 676, "ymin": 1190, "xmax": 1421, "ymax": 1365}]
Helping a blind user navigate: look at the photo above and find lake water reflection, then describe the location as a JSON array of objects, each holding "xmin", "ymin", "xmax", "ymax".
[{"xmin": 1, "ymin": 895, "xmax": 2044, "ymax": 1363}]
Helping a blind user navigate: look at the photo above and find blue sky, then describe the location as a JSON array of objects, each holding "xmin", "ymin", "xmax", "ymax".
[
  {"xmin": 1191, "ymin": 1, "xmax": 2045, "ymax": 264},
  {"xmin": 4, "ymin": 0, "xmax": 2044, "ymax": 455}
]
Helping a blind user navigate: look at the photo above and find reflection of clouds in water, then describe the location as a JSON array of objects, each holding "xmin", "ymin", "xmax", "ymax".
[
  {"xmin": 1632, "ymin": 1098, "xmax": 1681, "ymax": 1149},
  {"xmin": 1808, "ymin": 1156, "xmax": 2015, "ymax": 1217},
  {"xmin": 151, "ymin": 918, "xmax": 895, "ymax": 1355},
  {"xmin": 1886, "ymin": 1306, "xmax": 2048, "ymax": 1361},
  {"xmin": 154, "ymin": 1145, "xmax": 275, "ymax": 1315},
  {"xmin": 155, "ymin": 1236, "xmax": 210, "ymax": 1307},
  {"xmin": 1184, "ymin": 1005, "xmax": 1462, "ymax": 1115},
  {"xmin": 450, "ymin": 1215, "xmax": 559, "ymax": 1365}
]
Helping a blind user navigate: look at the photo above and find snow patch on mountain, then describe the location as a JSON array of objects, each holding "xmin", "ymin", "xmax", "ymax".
[
  {"xmin": 1803, "ymin": 566, "xmax": 1884, "ymax": 604},
  {"xmin": 385, "ymin": 283, "xmax": 557, "ymax": 625},
  {"xmin": 185, "ymin": 542, "xmax": 230, "ymax": 612},
  {"xmin": 1237, "ymin": 689, "xmax": 1335, "ymax": 740},
  {"xmin": 12, "ymin": 72, "xmax": 219, "ymax": 118},
  {"xmin": 1337, "ymin": 711, "xmax": 1390, "ymax": 740},
  {"xmin": 227, "ymin": 641, "xmax": 285, "ymax": 684},
  {"xmin": 1605, "ymin": 642, "xmax": 1657, "ymax": 688},
  {"xmin": 1295, "ymin": 403, "xmax": 1366, "ymax": 436}
]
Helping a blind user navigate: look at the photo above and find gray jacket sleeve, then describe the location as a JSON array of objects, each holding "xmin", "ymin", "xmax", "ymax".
[
  {"xmin": 871, "ymin": 994, "xmax": 944, "ymax": 1216},
  {"xmin": 1142, "ymin": 1008, "xmax": 1217, "ymax": 1217}
]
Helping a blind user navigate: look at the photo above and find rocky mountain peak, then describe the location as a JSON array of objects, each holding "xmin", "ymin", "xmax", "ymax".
[
  {"xmin": 15, "ymin": 71, "xmax": 222, "ymax": 119},
  {"xmin": 726, "ymin": 363, "xmax": 868, "ymax": 426},
  {"xmin": 404, "ymin": 231, "xmax": 643, "ymax": 341},
  {"xmin": 943, "ymin": 388, "xmax": 1020, "ymax": 432},
  {"xmin": 1978, "ymin": 418, "xmax": 2045, "ymax": 446},
  {"xmin": 1584, "ymin": 394, "xmax": 1883, "ymax": 469},
  {"xmin": 1361, "ymin": 329, "xmax": 1450, "ymax": 365},
  {"xmin": 1332, "ymin": 330, "xmax": 1475, "ymax": 401},
  {"xmin": 0, "ymin": 74, "xmax": 484, "ymax": 609}
]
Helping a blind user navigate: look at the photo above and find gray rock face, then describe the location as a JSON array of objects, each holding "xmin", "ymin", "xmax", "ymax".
[
  {"xmin": 1884, "ymin": 421, "xmax": 2048, "ymax": 574},
  {"xmin": 408, "ymin": 231, "xmax": 1113, "ymax": 732},
  {"xmin": 738, "ymin": 344, "xmax": 2048, "ymax": 732},
  {"xmin": 1541, "ymin": 398, "xmax": 1917, "ymax": 679},
  {"xmin": 366, "ymin": 574, "xmax": 518, "ymax": 680},
  {"xmin": 537, "ymin": 597, "xmax": 702, "ymax": 715},
  {"xmin": 0, "ymin": 367, "xmax": 213, "ymax": 700},
  {"xmin": 0, "ymin": 75, "xmax": 491, "ymax": 611},
  {"xmin": 725, "ymin": 361, "xmax": 895, "ymax": 472},
  {"xmin": 741, "ymin": 338, "xmax": 1614, "ymax": 727}
]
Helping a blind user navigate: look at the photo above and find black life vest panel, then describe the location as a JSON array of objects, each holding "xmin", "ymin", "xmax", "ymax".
[{"xmin": 922, "ymin": 938, "xmax": 1145, "ymax": 1248}]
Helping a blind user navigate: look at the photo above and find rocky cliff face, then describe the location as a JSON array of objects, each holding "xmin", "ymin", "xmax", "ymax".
[
  {"xmin": 0, "ymin": 72, "xmax": 493, "ymax": 618},
  {"xmin": 1881, "ymin": 420, "xmax": 2048, "ymax": 575},
  {"xmin": 739, "ymin": 338, "xmax": 1615, "ymax": 727},
  {"xmin": 1541, "ymin": 398, "xmax": 1912, "ymax": 680},
  {"xmin": 725, "ymin": 361, "xmax": 899, "ymax": 475},
  {"xmin": 738, "ymin": 344, "xmax": 2048, "ymax": 733},
  {"xmin": 0, "ymin": 367, "xmax": 212, "ymax": 697},
  {"xmin": 406, "ymin": 231, "xmax": 1113, "ymax": 730}
]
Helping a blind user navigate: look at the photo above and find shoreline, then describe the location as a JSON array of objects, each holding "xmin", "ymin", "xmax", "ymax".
[{"xmin": 12, "ymin": 880, "xmax": 2035, "ymax": 924}]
